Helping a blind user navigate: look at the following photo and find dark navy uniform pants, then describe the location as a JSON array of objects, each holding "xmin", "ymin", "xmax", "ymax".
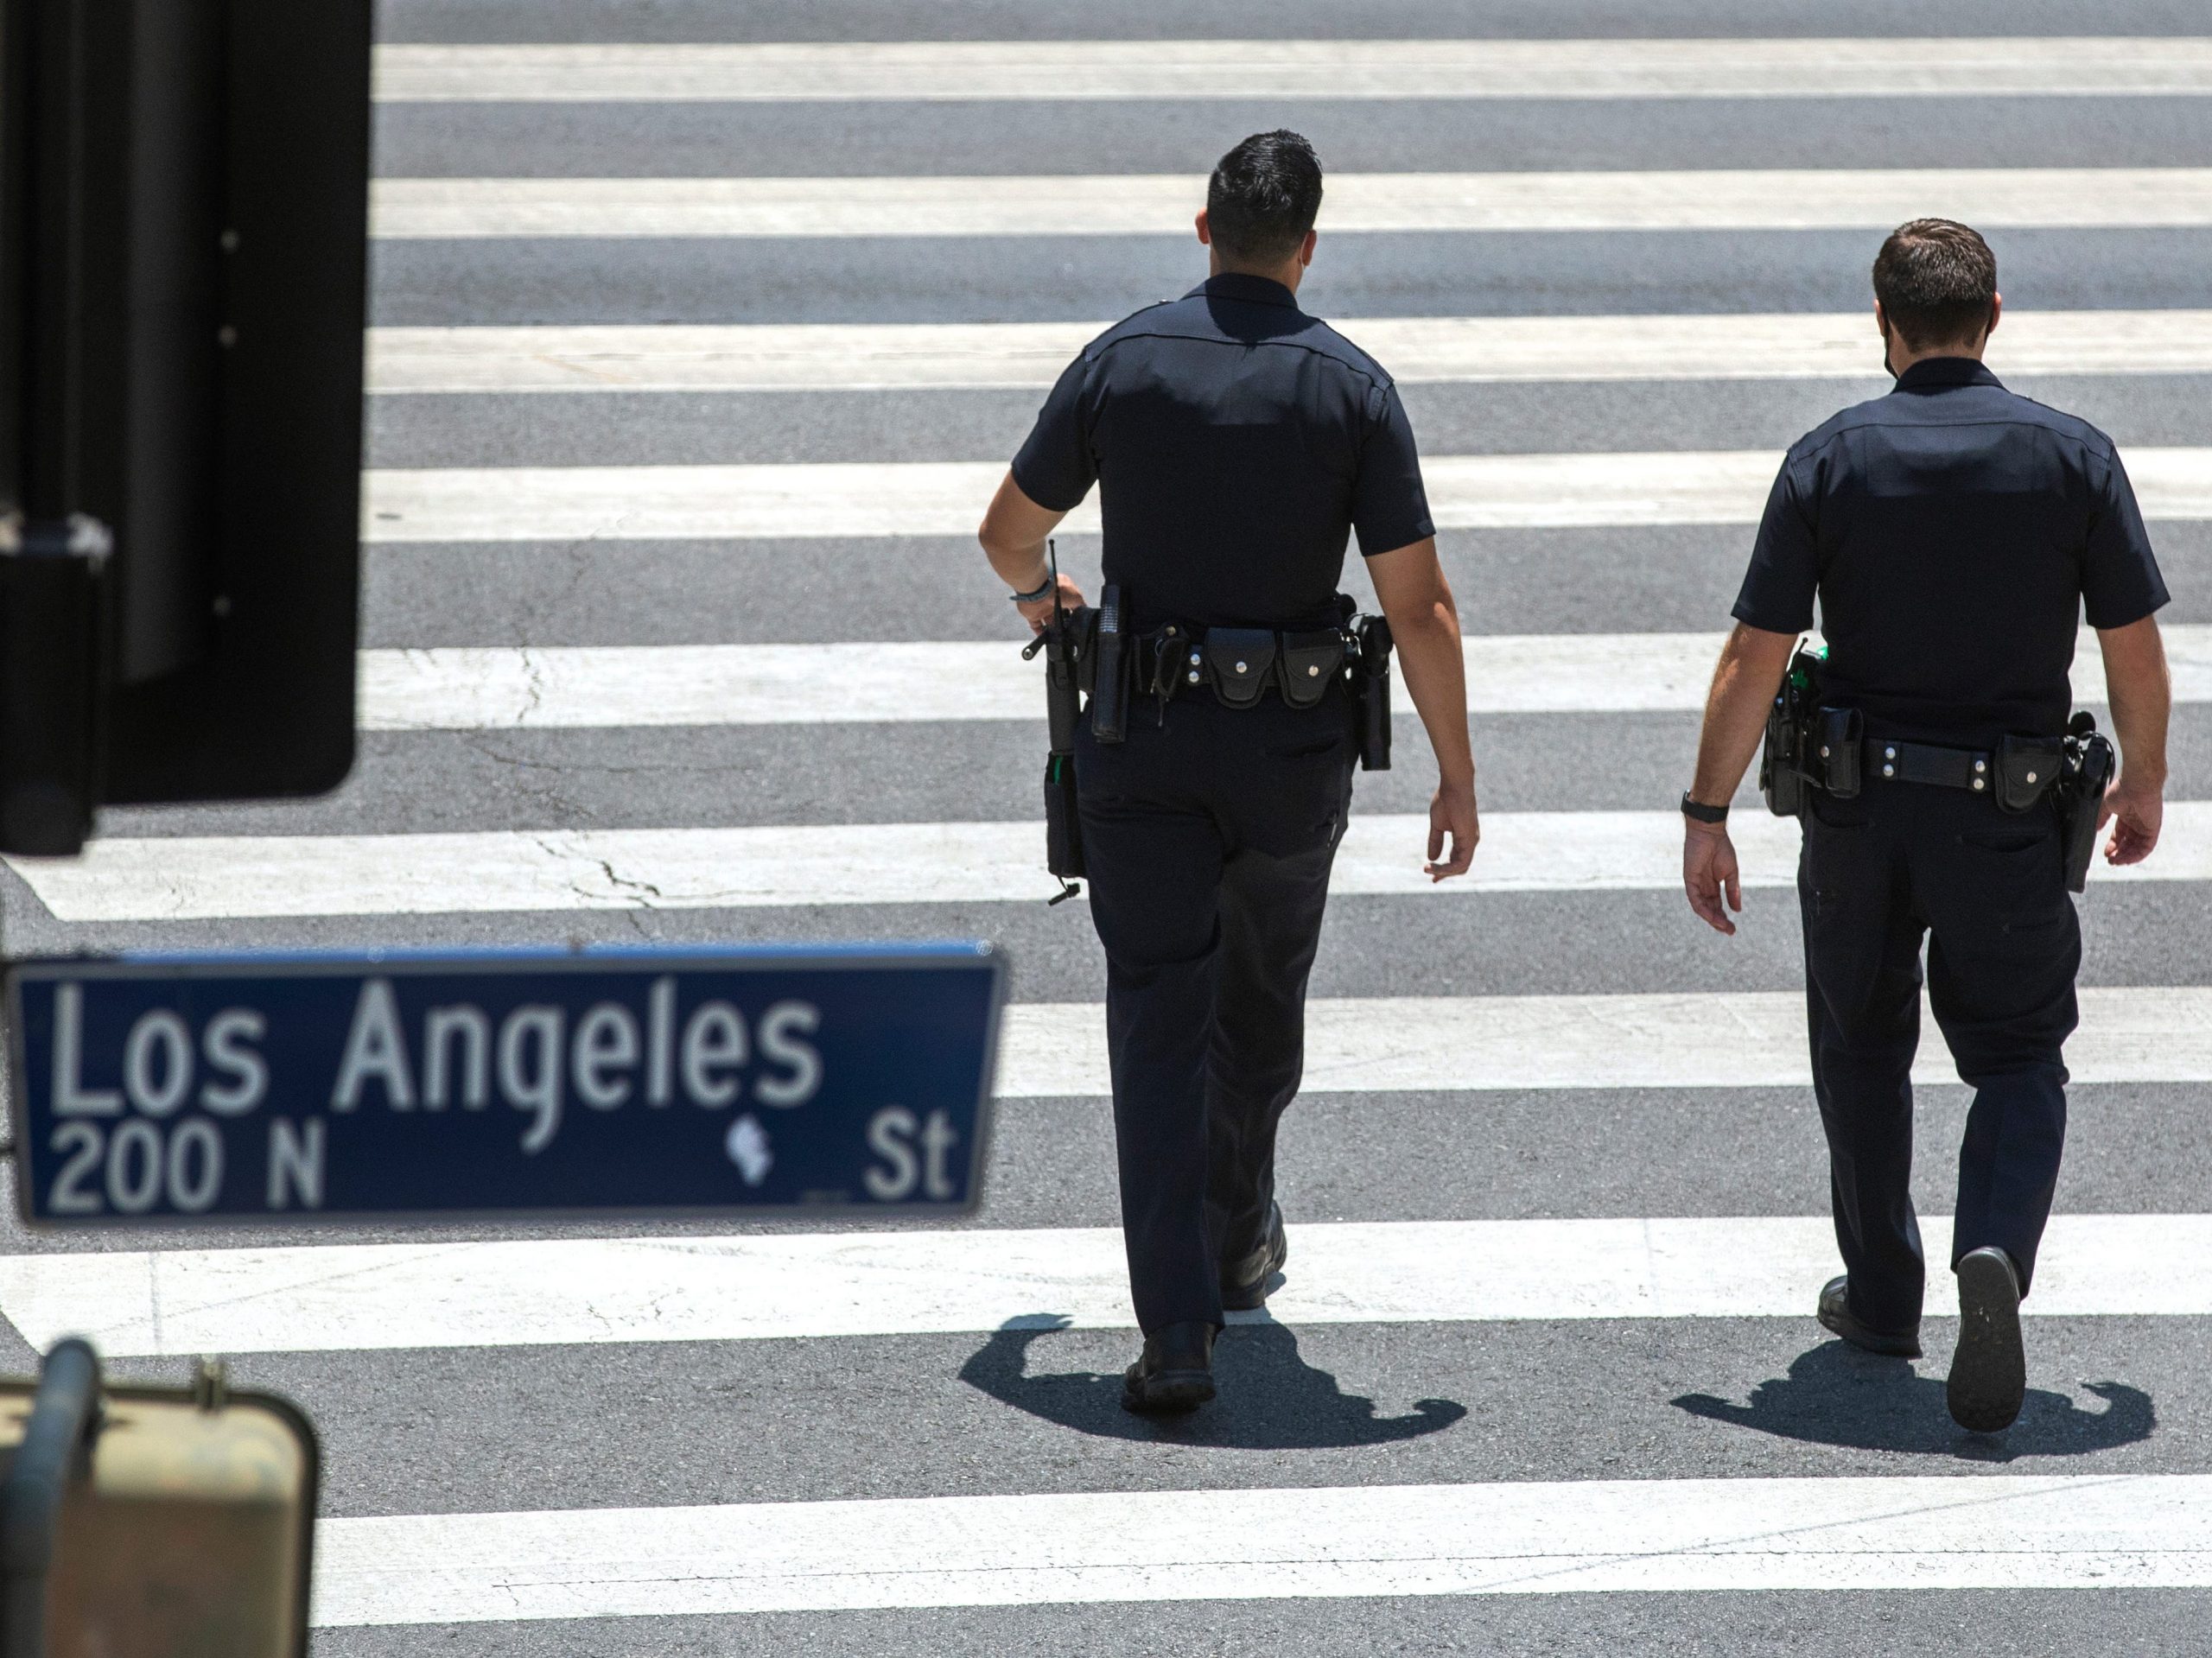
[
  {"xmin": 1799, "ymin": 780, "xmax": 2081, "ymax": 1336},
  {"xmin": 1074, "ymin": 692, "xmax": 1354, "ymax": 1334}
]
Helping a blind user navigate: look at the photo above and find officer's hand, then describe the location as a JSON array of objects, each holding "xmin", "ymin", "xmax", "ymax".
[
  {"xmin": 2100, "ymin": 774, "xmax": 2164, "ymax": 866},
  {"xmin": 1015, "ymin": 574, "xmax": 1087, "ymax": 636},
  {"xmin": 1683, "ymin": 821, "xmax": 1742, "ymax": 935},
  {"xmin": 1426, "ymin": 781, "xmax": 1479, "ymax": 881}
]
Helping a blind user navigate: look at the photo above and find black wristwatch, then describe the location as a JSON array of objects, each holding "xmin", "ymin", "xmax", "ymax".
[{"xmin": 1680, "ymin": 791, "xmax": 1730, "ymax": 825}]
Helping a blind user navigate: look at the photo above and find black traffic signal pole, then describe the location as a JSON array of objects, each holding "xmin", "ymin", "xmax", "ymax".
[
  {"xmin": 0, "ymin": 0, "xmax": 371, "ymax": 857},
  {"xmin": 0, "ymin": 0, "xmax": 117, "ymax": 855}
]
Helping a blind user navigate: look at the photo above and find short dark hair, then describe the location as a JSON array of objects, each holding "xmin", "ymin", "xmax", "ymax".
[
  {"xmin": 1206, "ymin": 130, "xmax": 1323, "ymax": 265},
  {"xmin": 1872, "ymin": 219, "xmax": 1998, "ymax": 351}
]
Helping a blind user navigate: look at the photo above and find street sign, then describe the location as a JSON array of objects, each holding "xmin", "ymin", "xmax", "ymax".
[{"xmin": 5, "ymin": 944, "xmax": 1003, "ymax": 1224}]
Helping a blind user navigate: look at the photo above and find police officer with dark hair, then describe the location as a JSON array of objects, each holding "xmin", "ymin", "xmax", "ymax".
[
  {"xmin": 1680, "ymin": 218, "xmax": 2172, "ymax": 1432},
  {"xmin": 977, "ymin": 130, "xmax": 1480, "ymax": 1413}
]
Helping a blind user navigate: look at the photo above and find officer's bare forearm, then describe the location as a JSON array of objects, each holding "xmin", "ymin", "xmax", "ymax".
[
  {"xmin": 978, "ymin": 470, "xmax": 1069, "ymax": 592},
  {"xmin": 2099, "ymin": 614, "xmax": 2171, "ymax": 789},
  {"xmin": 1690, "ymin": 623, "xmax": 1796, "ymax": 806},
  {"xmin": 1395, "ymin": 607, "xmax": 1475, "ymax": 789},
  {"xmin": 1368, "ymin": 539, "xmax": 1474, "ymax": 788}
]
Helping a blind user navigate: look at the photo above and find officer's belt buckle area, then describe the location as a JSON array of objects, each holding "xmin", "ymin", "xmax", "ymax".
[
  {"xmin": 1859, "ymin": 735, "xmax": 2062, "ymax": 811},
  {"xmin": 1864, "ymin": 738, "xmax": 1993, "ymax": 792},
  {"xmin": 1142, "ymin": 623, "xmax": 1352, "ymax": 711}
]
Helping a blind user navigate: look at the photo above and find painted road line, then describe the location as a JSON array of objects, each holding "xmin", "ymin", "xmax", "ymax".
[
  {"xmin": 365, "ymin": 311, "xmax": 2212, "ymax": 394},
  {"xmin": 313, "ymin": 1475, "xmax": 2212, "ymax": 1623},
  {"xmin": 358, "ymin": 449, "xmax": 2212, "ymax": 540},
  {"xmin": 19, "ymin": 805, "xmax": 2211, "ymax": 919},
  {"xmin": 353, "ymin": 626, "xmax": 2210, "ymax": 728},
  {"xmin": 369, "ymin": 169, "xmax": 2212, "ymax": 239},
  {"xmin": 353, "ymin": 633, "xmax": 1731, "ymax": 727},
  {"xmin": 3, "ymin": 1215, "xmax": 2202, "ymax": 1357},
  {"xmin": 995, "ymin": 987, "xmax": 2210, "ymax": 1097},
  {"xmin": 372, "ymin": 38, "xmax": 2212, "ymax": 104}
]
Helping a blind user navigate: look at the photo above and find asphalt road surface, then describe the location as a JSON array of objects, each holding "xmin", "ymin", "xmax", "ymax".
[{"xmin": 10, "ymin": 2, "xmax": 2212, "ymax": 1651}]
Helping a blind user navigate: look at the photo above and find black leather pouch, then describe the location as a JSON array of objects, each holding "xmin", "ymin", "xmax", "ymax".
[
  {"xmin": 1815, "ymin": 707, "xmax": 1863, "ymax": 798},
  {"xmin": 1279, "ymin": 631, "xmax": 1343, "ymax": 709},
  {"xmin": 1044, "ymin": 752, "xmax": 1084, "ymax": 880},
  {"xmin": 1205, "ymin": 629, "xmax": 1276, "ymax": 708},
  {"xmin": 1995, "ymin": 734, "xmax": 2063, "ymax": 814}
]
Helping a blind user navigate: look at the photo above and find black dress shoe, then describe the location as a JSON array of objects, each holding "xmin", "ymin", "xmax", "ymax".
[
  {"xmin": 1816, "ymin": 1274, "xmax": 1923, "ymax": 1358},
  {"xmin": 1220, "ymin": 1202, "xmax": 1288, "ymax": 1312},
  {"xmin": 1122, "ymin": 1320, "xmax": 1217, "ymax": 1414},
  {"xmin": 1948, "ymin": 1247, "xmax": 2027, "ymax": 1433}
]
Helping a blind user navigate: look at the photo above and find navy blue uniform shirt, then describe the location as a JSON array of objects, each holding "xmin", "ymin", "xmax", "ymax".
[
  {"xmin": 1734, "ymin": 357, "xmax": 2167, "ymax": 746},
  {"xmin": 1012, "ymin": 273, "xmax": 1433, "ymax": 632}
]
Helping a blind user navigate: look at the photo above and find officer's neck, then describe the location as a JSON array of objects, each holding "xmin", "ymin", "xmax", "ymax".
[
  {"xmin": 1884, "ymin": 332, "xmax": 1987, "ymax": 377},
  {"xmin": 1208, "ymin": 251, "xmax": 1306, "ymax": 295}
]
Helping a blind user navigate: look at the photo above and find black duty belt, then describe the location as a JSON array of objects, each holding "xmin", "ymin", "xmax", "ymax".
[
  {"xmin": 1864, "ymin": 738, "xmax": 1996, "ymax": 792},
  {"xmin": 1859, "ymin": 734, "xmax": 2063, "ymax": 810},
  {"xmin": 1136, "ymin": 623, "xmax": 1353, "ymax": 711}
]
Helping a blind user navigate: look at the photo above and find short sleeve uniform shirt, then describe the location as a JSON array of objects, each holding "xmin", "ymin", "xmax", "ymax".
[
  {"xmin": 1012, "ymin": 272, "xmax": 1434, "ymax": 632},
  {"xmin": 1734, "ymin": 357, "xmax": 2167, "ymax": 746}
]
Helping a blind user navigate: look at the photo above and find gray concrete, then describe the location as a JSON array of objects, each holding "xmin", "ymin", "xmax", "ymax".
[
  {"xmin": 368, "ymin": 228, "xmax": 2212, "ymax": 327},
  {"xmin": 354, "ymin": 526, "xmax": 2212, "ymax": 646},
  {"xmin": 367, "ymin": 375, "xmax": 2212, "ymax": 470},
  {"xmin": 375, "ymin": 0, "xmax": 2212, "ymax": 47},
  {"xmin": 311, "ymin": 1592, "xmax": 2212, "ymax": 1658},
  {"xmin": 121, "ymin": 1314, "xmax": 2203, "ymax": 1518},
  {"xmin": 376, "ymin": 98, "xmax": 2212, "ymax": 180}
]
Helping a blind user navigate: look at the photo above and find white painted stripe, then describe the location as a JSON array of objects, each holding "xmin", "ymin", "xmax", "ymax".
[
  {"xmin": 997, "ymin": 987, "xmax": 2212, "ymax": 1098},
  {"xmin": 2, "ymin": 1214, "xmax": 2201, "ymax": 1358},
  {"xmin": 359, "ymin": 448, "xmax": 2212, "ymax": 540},
  {"xmin": 312, "ymin": 1474, "xmax": 2212, "ymax": 1624},
  {"xmin": 353, "ymin": 626, "xmax": 2212, "ymax": 729},
  {"xmin": 368, "ymin": 168, "xmax": 2212, "ymax": 240},
  {"xmin": 365, "ymin": 310, "xmax": 2212, "ymax": 394},
  {"xmin": 373, "ymin": 38, "xmax": 2212, "ymax": 104},
  {"xmin": 19, "ymin": 804, "xmax": 2211, "ymax": 920}
]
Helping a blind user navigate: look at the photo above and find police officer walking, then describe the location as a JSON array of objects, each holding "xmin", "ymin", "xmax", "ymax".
[
  {"xmin": 976, "ymin": 130, "xmax": 1480, "ymax": 1413},
  {"xmin": 1680, "ymin": 219, "xmax": 2172, "ymax": 1432}
]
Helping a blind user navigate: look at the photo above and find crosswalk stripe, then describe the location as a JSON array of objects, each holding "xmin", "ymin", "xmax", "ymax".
[
  {"xmin": 995, "ymin": 987, "xmax": 2207, "ymax": 1097},
  {"xmin": 16, "ymin": 805, "xmax": 2209, "ymax": 919},
  {"xmin": 359, "ymin": 448, "xmax": 2212, "ymax": 540},
  {"xmin": 372, "ymin": 38, "xmax": 2212, "ymax": 105},
  {"xmin": 368, "ymin": 168, "xmax": 2212, "ymax": 239},
  {"xmin": 354, "ymin": 626, "xmax": 2205, "ymax": 729},
  {"xmin": 312, "ymin": 1474, "xmax": 2212, "ymax": 1623},
  {"xmin": 3, "ymin": 1215, "xmax": 2201, "ymax": 1357},
  {"xmin": 365, "ymin": 310, "xmax": 2212, "ymax": 394},
  {"xmin": 353, "ymin": 633, "xmax": 1726, "ymax": 729}
]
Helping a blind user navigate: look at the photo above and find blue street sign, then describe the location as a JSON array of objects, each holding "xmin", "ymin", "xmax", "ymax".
[{"xmin": 5, "ymin": 944, "xmax": 1003, "ymax": 1224}]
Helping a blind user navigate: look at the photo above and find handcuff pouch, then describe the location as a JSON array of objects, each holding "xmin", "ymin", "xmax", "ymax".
[
  {"xmin": 1205, "ymin": 629, "xmax": 1275, "ymax": 709},
  {"xmin": 1995, "ymin": 734, "xmax": 2064, "ymax": 814},
  {"xmin": 1279, "ymin": 631, "xmax": 1344, "ymax": 710}
]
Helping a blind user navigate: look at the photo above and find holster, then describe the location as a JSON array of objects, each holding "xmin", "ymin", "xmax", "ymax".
[
  {"xmin": 2056, "ymin": 712, "xmax": 2116, "ymax": 893},
  {"xmin": 1759, "ymin": 640, "xmax": 1824, "ymax": 816},
  {"xmin": 1352, "ymin": 614, "xmax": 1393, "ymax": 772}
]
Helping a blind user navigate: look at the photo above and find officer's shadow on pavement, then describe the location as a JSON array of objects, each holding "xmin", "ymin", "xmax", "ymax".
[
  {"xmin": 960, "ymin": 1315, "xmax": 1466, "ymax": 1448},
  {"xmin": 1672, "ymin": 1339, "xmax": 2154, "ymax": 1462}
]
